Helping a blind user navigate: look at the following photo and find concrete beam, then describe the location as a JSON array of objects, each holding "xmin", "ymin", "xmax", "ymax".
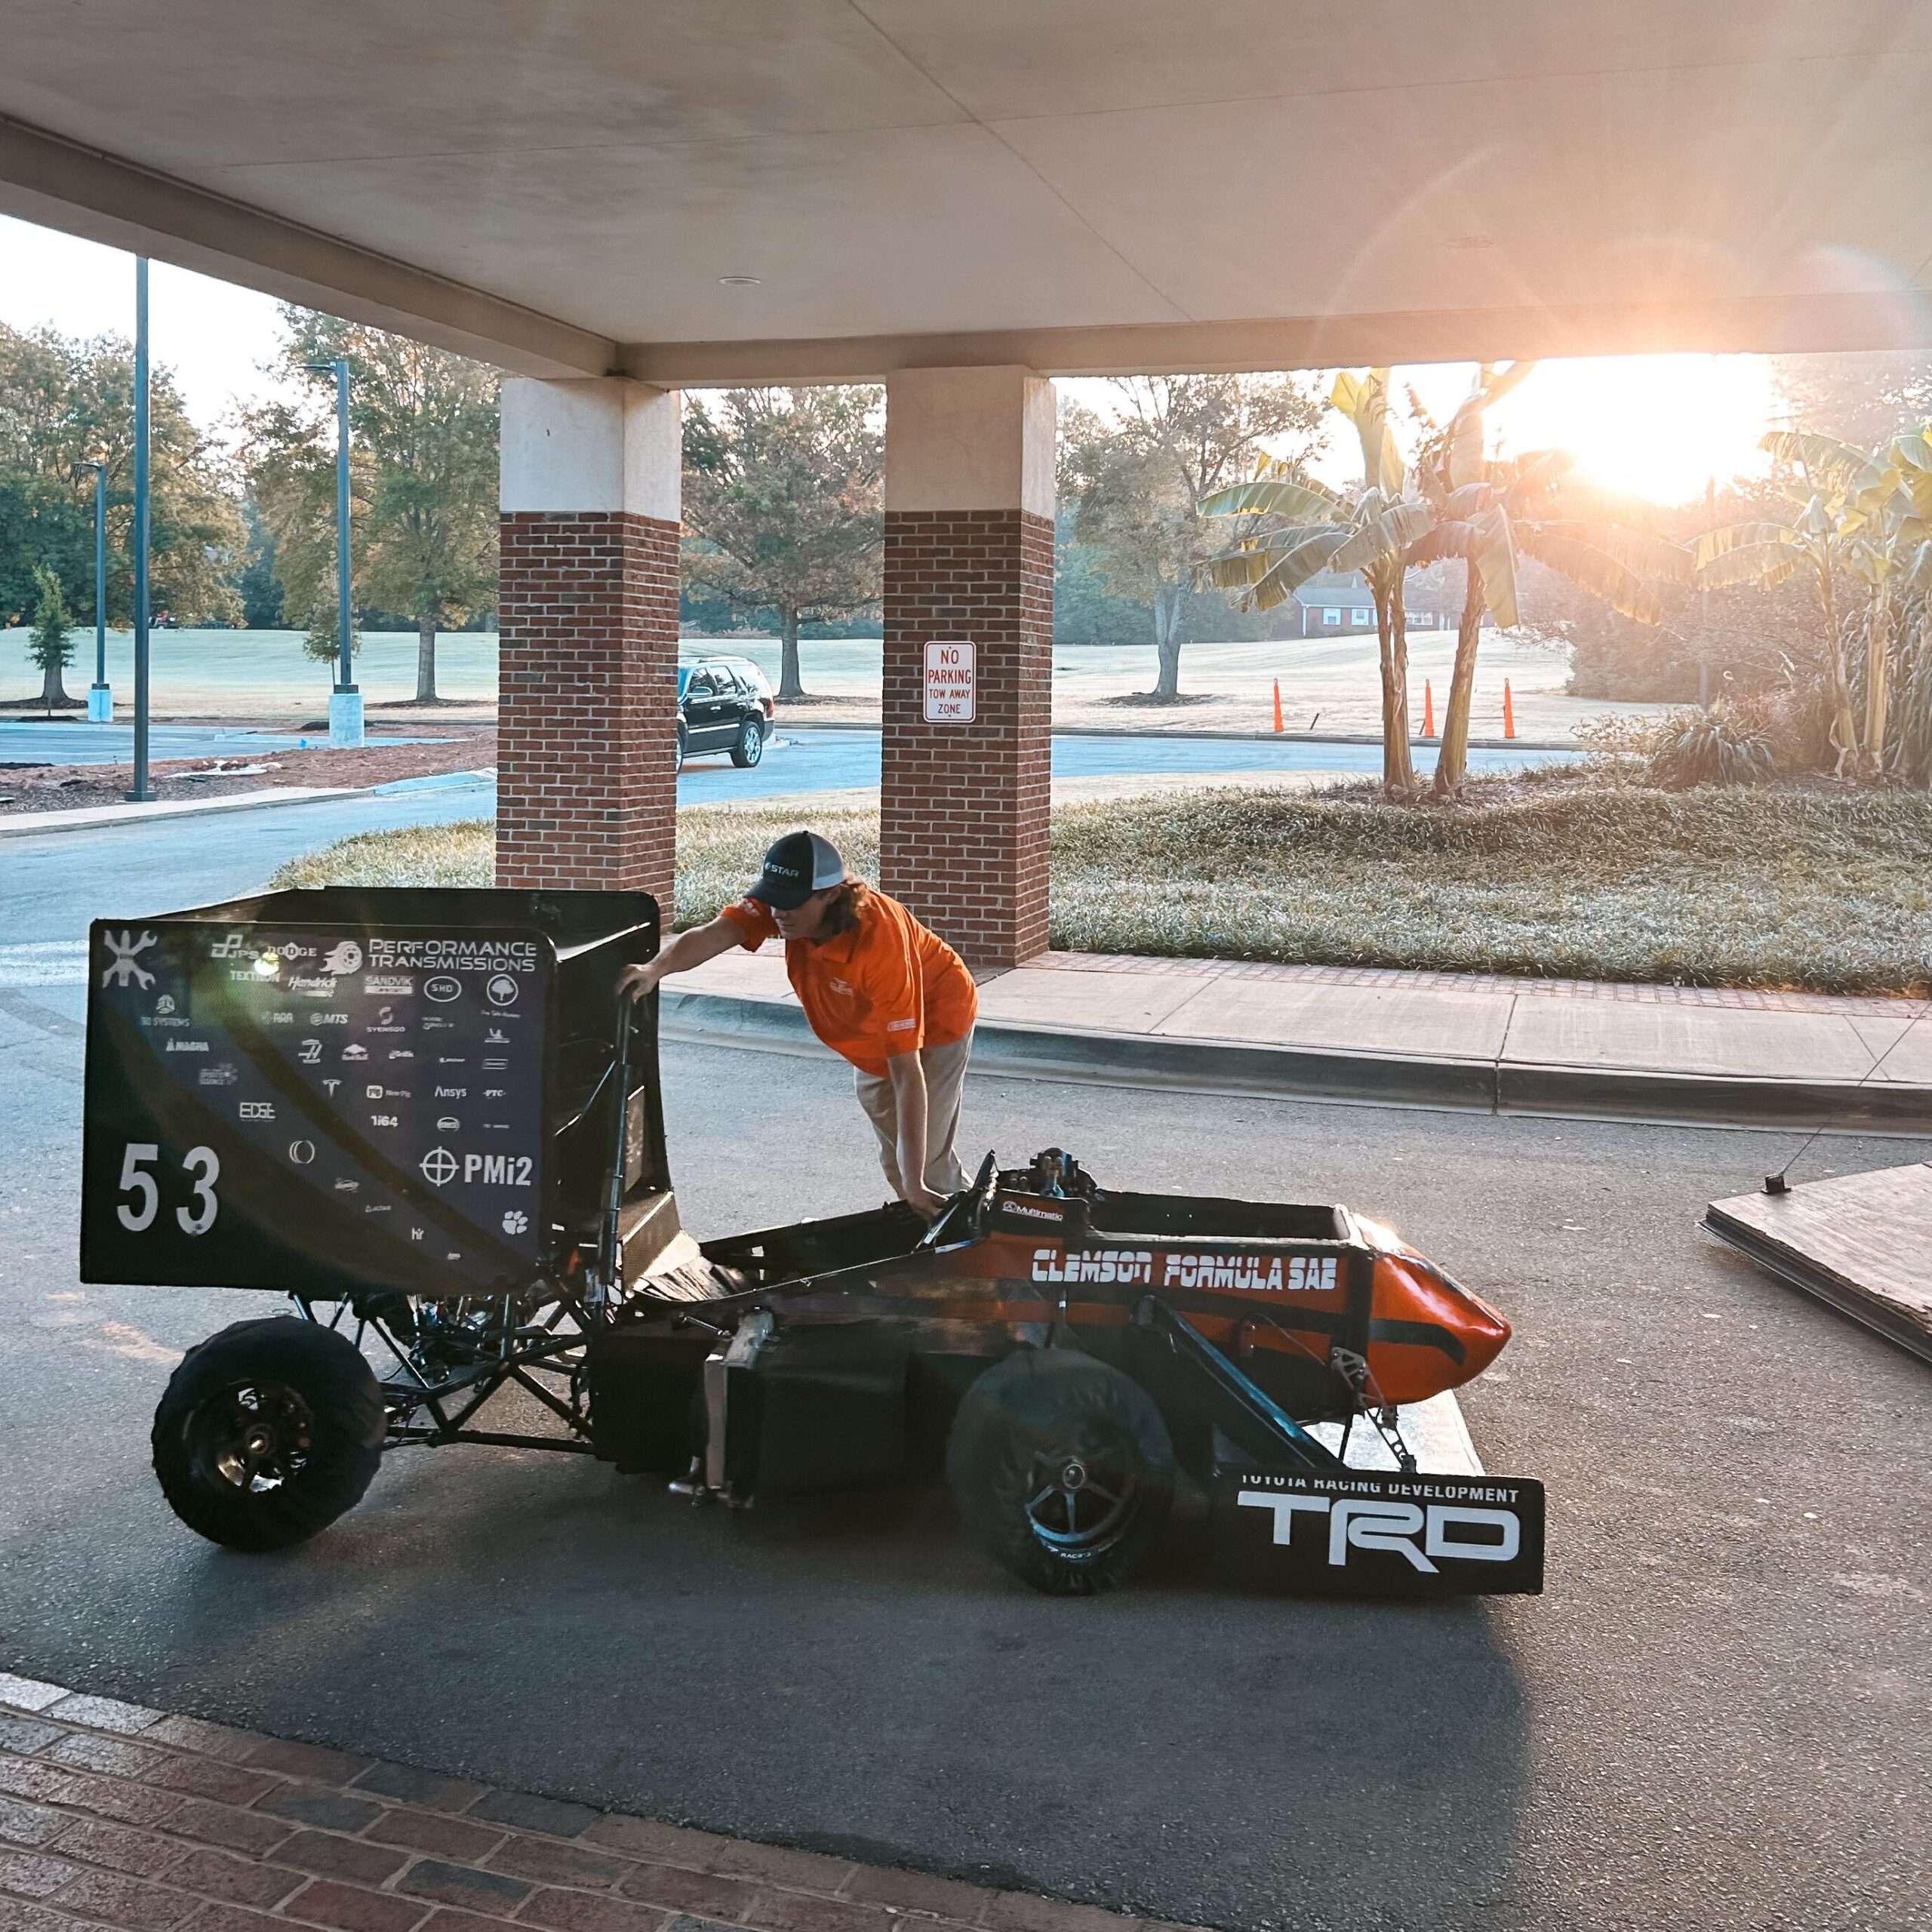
[
  {"xmin": 626, "ymin": 293, "xmax": 1932, "ymax": 387},
  {"xmin": 500, "ymin": 378, "xmax": 681, "ymax": 518},
  {"xmin": 0, "ymin": 115, "xmax": 612, "ymax": 380}
]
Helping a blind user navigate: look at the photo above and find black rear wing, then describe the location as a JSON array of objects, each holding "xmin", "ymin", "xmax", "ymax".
[{"xmin": 82, "ymin": 886, "xmax": 663, "ymax": 1302}]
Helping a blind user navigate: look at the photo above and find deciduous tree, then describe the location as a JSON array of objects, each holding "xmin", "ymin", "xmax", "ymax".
[
  {"xmin": 243, "ymin": 311, "xmax": 497, "ymax": 700},
  {"xmin": 1060, "ymin": 375, "xmax": 1326, "ymax": 699},
  {"xmin": 681, "ymin": 388, "xmax": 883, "ymax": 701},
  {"xmin": 0, "ymin": 321, "xmax": 239, "ymax": 630},
  {"xmin": 28, "ymin": 561, "xmax": 75, "ymax": 710}
]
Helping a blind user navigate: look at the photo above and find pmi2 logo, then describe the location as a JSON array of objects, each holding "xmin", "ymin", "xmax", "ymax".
[{"xmin": 1237, "ymin": 1490, "xmax": 1522, "ymax": 1574}]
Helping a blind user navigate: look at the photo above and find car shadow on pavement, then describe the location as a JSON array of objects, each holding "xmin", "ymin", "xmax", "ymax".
[{"xmin": 89, "ymin": 1448, "xmax": 1530, "ymax": 1932}]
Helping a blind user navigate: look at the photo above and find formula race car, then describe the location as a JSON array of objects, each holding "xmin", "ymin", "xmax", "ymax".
[{"xmin": 82, "ymin": 888, "xmax": 1543, "ymax": 1598}]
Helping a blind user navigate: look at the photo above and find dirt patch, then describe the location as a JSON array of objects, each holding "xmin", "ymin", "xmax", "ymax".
[
  {"xmin": 0, "ymin": 724, "xmax": 496, "ymax": 816},
  {"xmin": 1097, "ymin": 691, "xmax": 1221, "ymax": 709}
]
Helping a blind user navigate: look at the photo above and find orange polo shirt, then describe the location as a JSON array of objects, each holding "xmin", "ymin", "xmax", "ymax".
[{"xmin": 720, "ymin": 887, "xmax": 977, "ymax": 1078}]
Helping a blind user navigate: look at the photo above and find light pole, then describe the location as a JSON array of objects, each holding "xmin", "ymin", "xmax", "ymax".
[
  {"xmin": 85, "ymin": 456, "xmax": 111, "ymax": 722},
  {"xmin": 306, "ymin": 356, "xmax": 363, "ymax": 748},
  {"xmin": 125, "ymin": 257, "xmax": 154, "ymax": 801}
]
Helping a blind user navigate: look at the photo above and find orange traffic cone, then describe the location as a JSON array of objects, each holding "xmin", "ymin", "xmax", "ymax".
[
  {"xmin": 1502, "ymin": 679, "xmax": 1516, "ymax": 740},
  {"xmin": 1422, "ymin": 679, "xmax": 1435, "ymax": 738},
  {"xmin": 1272, "ymin": 678, "xmax": 1284, "ymax": 733}
]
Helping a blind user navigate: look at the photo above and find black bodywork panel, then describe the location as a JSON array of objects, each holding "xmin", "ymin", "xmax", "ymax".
[{"xmin": 82, "ymin": 888, "xmax": 663, "ymax": 1300}]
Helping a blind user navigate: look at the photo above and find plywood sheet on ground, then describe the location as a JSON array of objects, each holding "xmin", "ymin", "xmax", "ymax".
[{"xmin": 1706, "ymin": 1161, "xmax": 1932, "ymax": 1362}]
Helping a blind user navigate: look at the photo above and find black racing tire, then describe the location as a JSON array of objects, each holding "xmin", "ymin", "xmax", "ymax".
[
  {"xmin": 946, "ymin": 1348, "xmax": 1174, "ymax": 1595},
  {"xmin": 675, "ymin": 723, "xmax": 688, "ymax": 774},
  {"xmin": 152, "ymin": 1318, "xmax": 385, "ymax": 1552},
  {"xmin": 729, "ymin": 718, "xmax": 763, "ymax": 768}
]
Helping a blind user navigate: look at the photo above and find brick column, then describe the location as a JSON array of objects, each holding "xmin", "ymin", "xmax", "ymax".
[
  {"xmin": 496, "ymin": 378, "xmax": 681, "ymax": 903},
  {"xmin": 881, "ymin": 367, "xmax": 1055, "ymax": 969}
]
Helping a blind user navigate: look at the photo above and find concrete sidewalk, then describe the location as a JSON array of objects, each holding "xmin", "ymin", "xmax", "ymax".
[
  {"xmin": 664, "ymin": 949, "xmax": 1932, "ymax": 1133},
  {"xmin": 0, "ymin": 773, "xmax": 493, "ymax": 839},
  {"xmin": 0, "ymin": 1674, "xmax": 1195, "ymax": 1932}
]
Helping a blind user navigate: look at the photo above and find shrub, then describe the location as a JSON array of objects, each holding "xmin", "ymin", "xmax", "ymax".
[{"xmin": 1644, "ymin": 704, "xmax": 1777, "ymax": 786}]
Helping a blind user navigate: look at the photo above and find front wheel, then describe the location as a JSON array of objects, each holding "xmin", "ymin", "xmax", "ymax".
[
  {"xmin": 675, "ymin": 723, "xmax": 688, "ymax": 774},
  {"xmin": 152, "ymin": 1317, "xmax": 385, "ymax": 1551},
  {"xmin": 729, "ymin": 718, "xmax": 763, "ymax": 768},
  {"xmin": 946, "ymin": 1348, "xmax": 1174, "ymax": 1595}
]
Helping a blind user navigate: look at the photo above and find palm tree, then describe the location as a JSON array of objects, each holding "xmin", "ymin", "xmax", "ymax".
[
  {"xmin": 1694, "ymin": 431, "xmax": 1902, "ymax": 775},
  {"xmin": 1413, "ymin": 365, "xmax": 1689, "ymax": 792},
  {"xmin": 1843, "ymin": 427, "xmax": 1932, "ymax": 770},
  {"xmin": 1198, "ymin": 368, "xmax": 1432, "ymax": 794}
]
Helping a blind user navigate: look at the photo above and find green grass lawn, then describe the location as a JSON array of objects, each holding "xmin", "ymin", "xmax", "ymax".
[{"xmin": 270, "ymin": 784, "xmax": 1932, "ymax": 994}]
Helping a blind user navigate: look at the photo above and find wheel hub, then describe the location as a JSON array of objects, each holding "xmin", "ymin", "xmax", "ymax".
[
  {"xmin": 1024, "ymin": 1447, "xmax": 1136, "ymax": 1552},
  {"xmin": 207, "ymin": 1383, "xmax": 313, "ymax": 1494}
]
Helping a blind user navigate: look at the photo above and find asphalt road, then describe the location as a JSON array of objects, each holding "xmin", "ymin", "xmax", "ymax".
[
  {"xmin": 0, "ymin": 841, "xmax": 1926, "ymax": 1930},
  {"xmin": 668, "ymin": 727, "xmax": 1574, "ymax": 798},
  {"xmin": 0, "ymin": 718, "xmax": 1577, "ymax": 785}
]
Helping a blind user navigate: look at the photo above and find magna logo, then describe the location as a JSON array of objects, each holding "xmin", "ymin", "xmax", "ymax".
[{"xmin": 1237, "ymin": 1491, "xmax": 1523, "ymax": 1574}]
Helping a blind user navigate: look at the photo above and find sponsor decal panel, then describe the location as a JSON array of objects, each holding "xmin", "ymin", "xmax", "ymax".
[
  {"xmin": 1028, "ymin": 1247, "xmax": 1342, "ymax": 1293},
  {"xmin": 1214, "ymin": 1468, "xmax": 1545, "ymax": 1595},
  {"xmin": 91, "ymin": 919, "xmax": 549, "ymax": 1293},
  {"xmin": 1003, "ymin": 1199, "xmax": 1065, "ymax": 1223}
]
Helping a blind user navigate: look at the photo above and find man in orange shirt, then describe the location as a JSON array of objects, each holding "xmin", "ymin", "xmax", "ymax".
[{"xmin": 616, "ymin": 832, "xmax": 978, "ymax": 1219}]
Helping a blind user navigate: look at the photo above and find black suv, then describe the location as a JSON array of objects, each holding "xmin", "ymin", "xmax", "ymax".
[{"xmin": 676, "ymin": 656, "xmax": 775, "ymax": 772}]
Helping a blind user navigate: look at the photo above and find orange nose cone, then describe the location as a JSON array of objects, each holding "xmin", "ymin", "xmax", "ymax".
[{"xmin": 1366, "ymin": 1254, "xmax": 1513, "ymax": 1404}]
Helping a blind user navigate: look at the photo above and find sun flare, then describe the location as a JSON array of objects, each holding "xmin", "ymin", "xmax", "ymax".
[{"xmin": 1447, "ymin": 354, "xmax": 1777, "ymax": 509}]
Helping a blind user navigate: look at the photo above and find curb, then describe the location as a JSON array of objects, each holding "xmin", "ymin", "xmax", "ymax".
[
  {"xmin": 657, "ymin": 988, "xmax": 1932, "ymax": 1134},
  {"xmin": 0, "ymin": 770, "xmax": 494, "ymax": 839}
]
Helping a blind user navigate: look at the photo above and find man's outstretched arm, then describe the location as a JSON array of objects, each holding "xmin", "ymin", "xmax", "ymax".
[{"xmin": 614, "ymin": 916, "xmax": 744, "ymax": 1001}]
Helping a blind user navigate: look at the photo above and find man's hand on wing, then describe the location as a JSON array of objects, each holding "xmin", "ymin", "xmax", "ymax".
[{"xmin": 615, "ymin": 961, "xmax": 663, "ymax": 1002}]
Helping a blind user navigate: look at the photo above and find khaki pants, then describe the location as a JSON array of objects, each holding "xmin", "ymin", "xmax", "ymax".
[{"xmin": 854, "ymin": 1030, "xmax": 974, "ymax": 1201}]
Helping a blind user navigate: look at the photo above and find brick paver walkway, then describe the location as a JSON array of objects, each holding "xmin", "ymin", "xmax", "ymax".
[{"xmin": 0, "ymin": 1677, "xmax": 1189, "ymax": 1932}]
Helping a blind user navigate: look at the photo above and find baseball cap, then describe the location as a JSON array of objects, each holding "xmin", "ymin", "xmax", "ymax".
[{"xmin": 746, "ymin": 830, "xmax": 847, "ymax": 910}]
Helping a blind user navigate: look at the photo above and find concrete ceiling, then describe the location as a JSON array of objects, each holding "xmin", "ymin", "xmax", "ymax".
[{"xmin": 2, "ymin": 2, "xmax": 1930, "ymax": 382}]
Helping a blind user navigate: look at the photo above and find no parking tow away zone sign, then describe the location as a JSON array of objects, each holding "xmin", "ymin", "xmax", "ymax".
[{"xmin": 924, "ymin": 639, "xmax": 975, "ymax": 722}]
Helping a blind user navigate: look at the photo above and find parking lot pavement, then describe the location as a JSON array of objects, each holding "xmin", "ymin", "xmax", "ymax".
[
  {"xmin": 1, "ymin": 990, "xmax": 1927, "ymax": 1932},
  {"xmin": 0, "ymin": 1671, "xmax": 1192, "ymax": 1932}
]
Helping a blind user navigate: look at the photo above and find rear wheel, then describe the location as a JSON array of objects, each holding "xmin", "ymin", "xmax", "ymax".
[
  {"xmin": 152, "ymin": 1318, "xmax": 385, "ymax": 1551},
  {"xmin": 946, "ymin": 1348, "xmax": 1174, "ymax": 1595},
  {"xmin": 675, "ymin": 723, "xmax": 688, "ymax": 774},
  {"xmin": 729, "ymin": 718, "xmax": 763, "ymax": 768}
]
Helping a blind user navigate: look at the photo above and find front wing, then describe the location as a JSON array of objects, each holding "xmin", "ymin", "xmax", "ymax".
[{"xmin": 1214, "ymin": 1466, "xmax": 1545, "ymax": 1596}]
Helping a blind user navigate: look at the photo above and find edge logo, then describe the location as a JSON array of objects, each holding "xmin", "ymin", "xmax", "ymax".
[{"xmin": 1236, "ymin": 1491, "xmax": 1520, "ymax": 1574}]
